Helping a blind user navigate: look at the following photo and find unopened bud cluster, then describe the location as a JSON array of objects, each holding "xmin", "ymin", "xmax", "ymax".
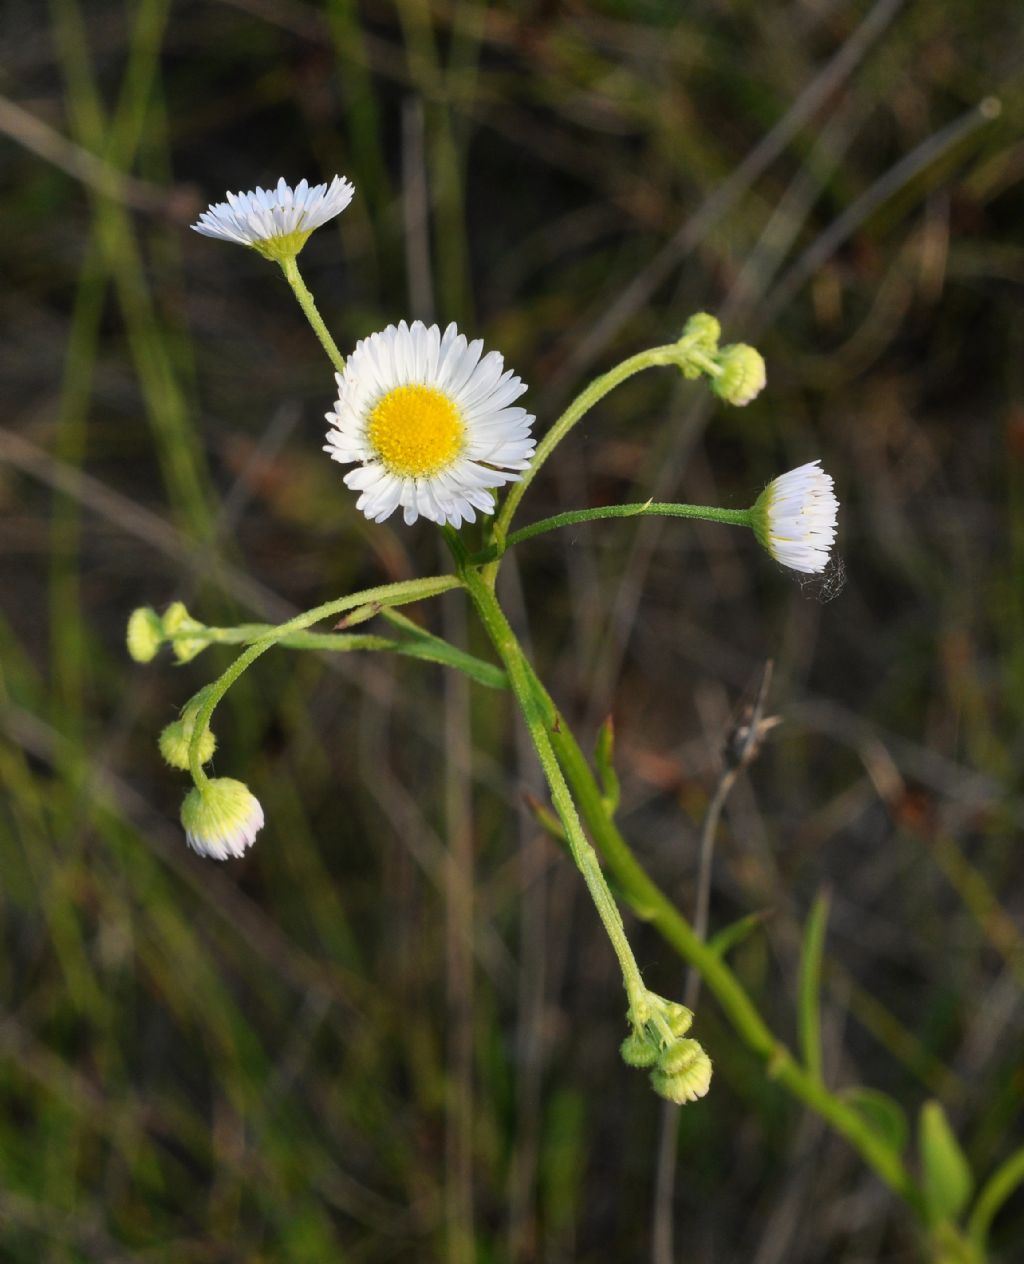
[
  {"xmin": 620, "ymin": 994, "xmax": 713, "ymax": 1104},
  {"xmin": 125, "ymin": 602, "xmax": 209, "ymax": 664},
  {"xmin": 675, "ymin": 312, "xmax": 766, "ymax": 407},
  {"xmin": 127, "ymin": 607, "xmax": 264, "ymax": 860}
]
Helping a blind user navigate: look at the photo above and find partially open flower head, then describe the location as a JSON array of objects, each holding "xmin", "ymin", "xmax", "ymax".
[
  {"xmin": 325, "ymin": 320, "xmax": 536, "ymax": 528},
  {"xmin": 191, "ymin": 176, "xmax": 354, "ymax": 262},
  {"xmin": 180, "ymin": 778, "xmax": 264, "ymax": 860},
  {"xmin": 751, "ymin": 459, "xmax": 838, "ymax": 574},
  {"xmin": 126, "ymin": 607, "xmax": 163, "ymax": 663}
]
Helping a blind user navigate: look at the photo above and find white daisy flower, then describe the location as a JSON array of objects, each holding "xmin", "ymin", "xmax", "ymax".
[
  {"xmin": 324, "ymin": 320, "xmax": 536, "ymax": 528},
  {"xmin": 191, "ymin": 175, "xmax": 354, "ymax": 261},
  {"xmin": 751, "ymin": 459, "xmax": 838, "ymax": 574},
  {"xmin": 180, "ymin": 778, "xmax": 264, "ymax": 860}
]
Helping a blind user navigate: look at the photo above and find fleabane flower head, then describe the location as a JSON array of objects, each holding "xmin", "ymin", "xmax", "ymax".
[
  {"xmin": 191, "ymin": 176, "xmax": 354, "ymax": 262},
  {"xmin": 180, "ymin": 778, "xmax": 264, "ymax": 860},
  {"xmin": 751, "ymin": 459, "xmax": 838, "ymax": 574},
  {"xmin": 324, "ymin": 320, "xmax": 536, "ymax": 528}
]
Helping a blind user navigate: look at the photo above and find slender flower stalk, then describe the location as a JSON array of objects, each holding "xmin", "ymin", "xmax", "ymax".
[
  {"xmin": 473, "ymin": 501, "xmax": 752, "ymax": 562},
  {"xmin": 279, "ymin": 255, "xmax": 346, "ymax": 373},
  {"xmin": 185, "ymin": 574, "xmax": 463, "ymax": 790},
  {"xmin": 490, "ymin": 313, "xmax": 765, "ymax": 554}
]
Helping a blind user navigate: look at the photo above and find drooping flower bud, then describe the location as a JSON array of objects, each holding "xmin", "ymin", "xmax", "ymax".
[
  {"xmin": 650, "ymin": 1038, "xmax": 713, "ymax": 1104},
  {"xmin": 678, "ymin": 312, "xmax": 722, "ymax": 379},
  {"xmin": 159, "ymin": 701, "xmax": 217, "ymax": 771},
  {"xmin": 163, "ymin": 601, "xmax": 208, "ymax": 664},
  {"xmin": 664, "ymin": 1001, "xmax": 694, "ymax": 1038},
  {"xmin": 180, "ymin": 778, "xmax": 264, "ymax": 860},
  {"xmin": 711, "ymin": 343, "xmax": 766, "ymax": 406},
  {"xmin": 620, "ymin": 1030, "xmax": 659, "ymax": 1068}
]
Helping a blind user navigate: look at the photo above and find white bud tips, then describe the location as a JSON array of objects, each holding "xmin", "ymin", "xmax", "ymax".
[
  {"xmin": 751, "ymin": 459, "xmax": 839, "ymax": 574},
  {"xmin": 180, "ymin": 778, "xmax": 264, "ymax": 860},
  {"xmin": 712, "ymin": 344, "xmax": 767, "ymax": 407},
  {"xmin": 126, "ymin": 607, "xmax": 163, "ymax": 663},
  {"xmin": 622, "ymin": 993, "xmax": 712, "ymax": 1104}
]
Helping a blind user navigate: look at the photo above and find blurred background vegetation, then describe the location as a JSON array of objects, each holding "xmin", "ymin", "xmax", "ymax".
[{"xmin": 1, "ymin": 0, "xmax": 1023, "ymax": 1259}]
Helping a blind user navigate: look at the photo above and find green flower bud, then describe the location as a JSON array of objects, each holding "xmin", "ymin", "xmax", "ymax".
[
  {"xmin": 711, "ymin": 343, "xmax": 766, "ymax": 406},
  {"xmin": 678, "ymin": 313, "xmax": 721, "ymax": 380},
  {"xmin": 657, "ymin": 1037, "xmax": 703, "ymax": 1075},
  {"xmin": 620, "ymin": 1031, "xmax": 659, "ymax": 1068},
  {"xmin": 682, "ymin": 312, "xmax": 721, "ymax": 353},
  {"xmin": 650, "ymin": 1039, "xmax": 713, "ymax": 1104},
  {"xmin": 163, "ymin": 601, "xmax": 208, "ymax": 664},
  {"xmin": 158, "ymin": 707, "xmax": 217, "ymax": 771},
  {"xmin": 126, "ymin": 607, "xmax": 163, "ymax": 663},
  {"xmin": 180, "ymin": 777, "xmax": 264, "ymax": 860},
  {"xmin": 663, "ymin": 1001, "xmax": 694, "ymax": 1038}
]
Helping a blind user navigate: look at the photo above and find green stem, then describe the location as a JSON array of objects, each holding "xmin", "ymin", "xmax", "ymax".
[
  {"xmin": 491, "ymin": 336, "xmax": 707, "ymax": 549},
  {"xmin": 186, "ymin": 574, "xmax": 461, "ymax": 788},
  {"xmin": 474, "ymin": 502, "xmax": 752, "ymax": 562},
  {"xmin": 166, "ymin": 623, "xmax": 506, "ymax": 689},
  {"xmin": 279, "ymin": 255, "xmax": 346, "ymax": 374},
  {"xmin": 533, "ymin": 679, "xmax": 924, "ymax": 1212},
  {"xmin": 461, "ymin": 567, "xmax": 649, "ymax": 1017}
]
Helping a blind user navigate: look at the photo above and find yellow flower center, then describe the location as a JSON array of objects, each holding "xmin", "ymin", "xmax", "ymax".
[{"xmin": 367, "ymin": 384, "xmax": 465, "ymax": 478}]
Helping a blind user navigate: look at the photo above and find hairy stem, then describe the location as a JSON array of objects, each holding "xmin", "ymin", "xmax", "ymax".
[
  {"xmin": 186, "ymin": 574, "xmax": 461, "ymax": 787},
  {"xmin": 462, "ymin": 566, "xmax": 650, "ymax": 1017},
  {"xmin": 491, "ymin": 339, "xmax": 705, "ymax": 550},
  {"xmin": 475, "ymin": 502, "xmax": 752, "ymax": 563},
  {"xmin": 279, "ymin": 254, "xmax": 346, "ymax": 374},
  {"xmin": 527, "ymin": 674, "xmax": 924, "ymax": 1211}
]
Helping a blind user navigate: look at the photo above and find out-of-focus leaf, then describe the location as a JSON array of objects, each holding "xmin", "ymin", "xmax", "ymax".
[
  {"xmin": 797, "ymin": 889, "xmax": 830, "ymax": 1084},
  {"xmin": 594, "ymin": 715, "xmax": 620, "ymax": 814},
  {"xmin": 707, "ymin": 909, "xmax": 771, "ymax": 959},
  {"xmin": 920, "ymin": 1100, "xmax": 974, "ymax": 1225},
  {"xmin": 967, "ymin": 1144, "xmax": 1024, "ymax": 1251},
  {"xmin": 840, "ymin": 1086, "xmax": 909, "ymax": 1155}
]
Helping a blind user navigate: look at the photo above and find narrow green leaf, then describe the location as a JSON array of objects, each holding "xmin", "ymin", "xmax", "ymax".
[
  {"xmin": 967, "ymin": 1144, "xmax": 1024, "ymax": 1249},
  {"xmin": 594, "ymin": 715, "xmax": 620, "ymax": 814},
  {"xmin": 797, "ymin": 888, "xmax": 830, "ymax": 1084},
  {"xmin": 840, "ymin": 1087, "xmax": 909, "ymax": 1155},
  {"xmin": 920, "ymin": 1100, "xmax": 974, "ymax": 1226},
  {"xmin": 388, "ymin": 636, "xmax": 508, "ymax": 689},
  {"xmin": 707, "ymin": 908, "xmax": 770, "ymax": 958},
  {"xmin": 524, "ymin": 790, "xmax": 567, "ymax": 846}
]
